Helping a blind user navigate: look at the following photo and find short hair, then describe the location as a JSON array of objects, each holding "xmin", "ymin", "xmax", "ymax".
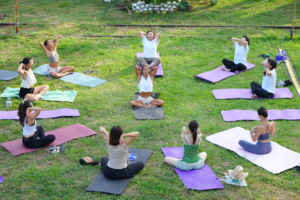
[
  {"xmin": 44, "ymin": 39, "xmax": 49, "ymax": 46},
  {"xmin": 242, "ymin": 35, "xmax": 250, "ymax": 46}
]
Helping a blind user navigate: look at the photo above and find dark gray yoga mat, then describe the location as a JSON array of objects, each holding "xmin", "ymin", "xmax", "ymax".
[
  {"xmin": 85, "ymin": 148, "xmax": 152, "ymax": 195},
  {"xmin": 133, "ymin": 92, "xmax": 165, "ymax": 120},
  {"xmin": 0, "ymin": 70, "xmax": 19, "ymax": 81}
]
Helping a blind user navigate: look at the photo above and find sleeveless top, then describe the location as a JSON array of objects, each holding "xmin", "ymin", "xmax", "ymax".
[
  {"xmin": 106, "ymin": 141, "xmax": 129, "ymax": 169},
  {"xmin": 142, "ymin": 37, "xmax": 159, "ymax": 58},
  {"xmin": 181, "ymin": 134, "xmax": 201, "ymax": 163},
  {"xmin": 23, "ymin": 117, "xmax": 37, "ymax": 137},
  {"xmin": 21, "ymin": 71, "xmax": 37, "ymax": 88},
  {"xmin": 258, "ymin": 123, "xmax": 271, "ymax": 140},
  {"xmin": 138, "ymin": 75, "xmax": 153, "ymax": 93},
  {"xmin": 49, "ymin": 52, "xmax": 59, "ymax": 63}
]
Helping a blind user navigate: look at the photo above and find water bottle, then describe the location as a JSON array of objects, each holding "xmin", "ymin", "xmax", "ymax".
[{"xmin": 6, "ymin": 98, "xmax": 12, "ymax": 108}]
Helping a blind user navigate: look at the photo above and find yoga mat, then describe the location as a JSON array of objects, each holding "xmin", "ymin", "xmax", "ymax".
[
  {"xmin": 33, "ymin": 65, "xmax": 106, "ymax": 87},
  {"xmin": 0, "ymin": 109, "xmax": 80, "ymax": 120},
  {"xmin": 133, "ymin": 92, "xmax": 165, "ymax": 120},
  {"xmin": 85, "ymin": 148, "xmax": 152, "ymax": 195},
  {"xmin": 206, "ymin": 127, "xmax": 300, "ymax": 174},
  {"xmin": 0, "ymin": 124, "xmax": 97, "ymax": 156},
  {"xmin": 0, "ymin": 175, "xmax": 3, "ymax": 183},
  {"xmin": 161, "ymin": 146, "xmax": 224, "ymax": 191},
  {"xmin": 0, "ymin": 87, "xmax": 77, "ymax": 102},
  {"xmin": 0, "ymin": 70, "xmax": 19, "ymax": 81},
  {"xmin": 194, "ymin": 62, "xmax": 255, "ymax": 83},
  {"xmin": 222, "ymin": 109, "xmax": 300, "ymax": 122},
  {"xmin": 136, "ymin": 52, "xmax": 163, "ymax": 77},
  {"xmin": 212, "ymin": 88, "xmax": 294, "ymax": 99}
]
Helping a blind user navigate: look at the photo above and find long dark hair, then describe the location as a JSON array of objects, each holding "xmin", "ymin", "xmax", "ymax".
[
  {"xmin": 141, "ymin": 64, "xmax": 149, "ymax": 75},
  {"xmin": 44, "ymin": 39, "xmax": 49, "ymax": 46},
  {"xmin": 18, "ymin": 100, "xmax": 32, "ymax": 127},
  {"xmin": 188, "ymin": 120, "xmax": 199, "ymax": 145},
  {"xmin": 263, "ymin": 58, "xmax": 277, "ymax": 76},
  {"xmin": 258, "ymin": 107, "xmax": 268, "ymax": 118},
  {"xmin": 242, "ymin": 35, "xmax": 250, "ymax": 46},
  {"xmin": 20, "ymin": 57, "xmax": 31, "ymax": 71},
  {"xmin": 109, "ymin": 126, "xmax": 123, "ymax": 146}
]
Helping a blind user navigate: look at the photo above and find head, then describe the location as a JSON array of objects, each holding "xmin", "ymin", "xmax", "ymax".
[
  {"xmin": 44, "ymin": 39, "xmax": 54, "ymax": 49},
  {"xmin": 141, "ymin": 64, "xmax": 150, "ymax": 76},
  {"xmin": 188, "ymin": 120, "xmax": 199, "ymax": 145},
  {"xmin": 146, "ymin": 30, "xmax": 155, "ymax": 41},
  {"xmin": 241, "ymin": 35, "xmax": 250, "ymax": 46},
  {"xmin": 257, "ymin": 107, "xmax": 268, "ymax": 120},
  {"xmin": 18, "ymin": 100, "xmax": 33, "ymax": 126},
  {"xmin": 109, "ymin": 126, "xmax": 123, "ymax": 146},
  {"xmin": 263, "ymin": 58, "xmax": 277, "ymax": 76},
  {"xmin": 20, "ymin": 57, "xmax": 33, "ymax": 71}
]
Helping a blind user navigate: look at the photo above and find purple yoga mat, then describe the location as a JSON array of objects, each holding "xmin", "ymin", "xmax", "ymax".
[
  {"xmin": 194, "ymin": 62, "xmax": 255, "ymax": 83},
  {"xmin": 212, "ymin": 88, "xmax": 294, "ymax": 99},
  {"xmin": 222, "ymin": 109, "xmax": 300, "ymax": 121},
  {"xmin": 0, "ymin": 175, "xmax": 3, "ymax": 183},
  {"xmin": 161, "ymin": 146, "xmax": 224, "ymax": 191},
  {"xmin": 0, "ymin": 109, "xmax": 80, "ymax": 120},
  {"xmin": 136, "ymin": 52, "xmax": 163, "ymax": 77}
]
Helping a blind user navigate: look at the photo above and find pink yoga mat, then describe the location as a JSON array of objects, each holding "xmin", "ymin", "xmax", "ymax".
[
  {"xmin": 0, "ymin": 124, "xmax": 97, "ymax": 156},
  {"xmin": 194, "ymin": 62, "xmax": 255, "ymax": 83},
  {"xmin": 222, "ymin": 109, "xmax": 300, "ymax": 121},
  {"xmin": 206, "ymin": 127, "xmax": 300, "ymax": 174},
  {"xmin": 212, "ymin": 88, "xmax": 294, "ymax": 99},
  {"xmin": 0, "ymin": 109, "xmax": 80, "ymax": 120},
  {"xmin": 161, "ymin": 146, "xmax": 224, "ymax": 191},
  {"xmin": 136, "ymin": 52, "xmax": 163, "ymax": 77}
]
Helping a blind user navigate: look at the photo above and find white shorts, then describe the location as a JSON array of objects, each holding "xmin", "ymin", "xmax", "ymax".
[
  {"xmin": 47, "ymin": 65, "xmax": 61, "ymax": 75},
  {"xmin": 138, "ymin": 95, "xmax": 153, "ymax": 104}
]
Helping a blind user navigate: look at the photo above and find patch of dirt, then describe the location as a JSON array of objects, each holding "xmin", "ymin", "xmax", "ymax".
[{"xmin": 96, "ymin": 60, "xmax": 104, "ymax": 66}]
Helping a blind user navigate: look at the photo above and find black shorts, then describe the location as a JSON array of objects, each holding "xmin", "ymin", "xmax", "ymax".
[{"xmin": 19, "ymin": 87, "xmax": 34, "ymax": 99}]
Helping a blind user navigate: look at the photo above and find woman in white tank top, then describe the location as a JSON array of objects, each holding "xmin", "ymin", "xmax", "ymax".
[{"xmin": 17, "ymin": 57, "xmax": 49, "ymax": 101}]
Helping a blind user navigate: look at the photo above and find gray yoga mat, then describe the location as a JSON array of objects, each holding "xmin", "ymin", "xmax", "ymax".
[
  {"xmin": 133, "ymin": 92, "xmax": 165, "ymax": 120},
  {"xmin": 85, "ymin": 148, "xmax": 153, "ymax": 195},
  {"xmin": 0, "ymin": 70, "xmax": 19, "ymax": 81}
]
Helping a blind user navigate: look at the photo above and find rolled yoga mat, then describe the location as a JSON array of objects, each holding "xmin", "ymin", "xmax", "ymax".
[
  {"xmin": 0, "ymin": 70, "xmax": 19, "ymax": 81},
  {"xmin": 0, "ymin": 108, "xmax": 80, "ymax": 120},
  {"xmin": 206, "ymin": 127, "xmax": 300, "ymax": 174},
  {"xmin": 161, "ymin": 146, "xmax": 224, "ymax": 191},
  {"xmin": 221, "ymin": 109, "xmax": 300, "ymax": 122},
  {"xmin": 212, "ymin": 88, "xmax": 294, "ymax": 99},
  {"xmin": 194, "ymin": 62, "xmax": 255, "ymax": 83},
  {"xmin": 0, "ymin": 124, "xmax": 97, "ymax": 156},
  {"xmin": 136, "ymin": 52, "xmax": 163, "ymax": 77},
  {"xmin": 85, "ymin": 148, "xmax": 153, "ymax": 195}
]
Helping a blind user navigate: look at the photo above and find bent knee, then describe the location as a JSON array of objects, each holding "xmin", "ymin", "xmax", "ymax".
[
  {"xmin": 130, "ymin": 101, "xmax": 135, "ymax": 106},
  {"xmin": 70, "ymin": 66, "xmax": 74, "ymax": 70},
  {"xmin": 160, "ymin": 100, "xmax": 164, "ymax": 105},
  {"xmin": 45, "ymin": 85, "xmax": 49, "ymax": 89}
]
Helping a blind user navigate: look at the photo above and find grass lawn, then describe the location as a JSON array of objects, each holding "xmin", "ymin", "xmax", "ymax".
[{"xmin": 0, "ymin": 0, "xmax": 300, "ymax": 199}]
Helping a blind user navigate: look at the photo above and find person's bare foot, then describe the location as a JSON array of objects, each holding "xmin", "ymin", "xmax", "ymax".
[
  {"xmin": 222, "ymin": 67, "xmax": 230, "ymax": 72},
  {"xmin": 149, "ymin": 104, "xmax": 157, "ymax": 107},
  {"xmin": 251, "ymin": 94, "xmax": 258, "ymax": 99},
  {"xmin": 234, "ymin": 71, "xmax": 238, "ymax": 73},
  {"xmin": 145, "ymin": 104, "xmax": 152, "ymax": 108}
]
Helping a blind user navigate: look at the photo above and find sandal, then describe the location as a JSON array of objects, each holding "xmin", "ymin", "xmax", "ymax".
[{"xmin": 79, "ymin": 157, "xmax": 99, "ymax": 166}]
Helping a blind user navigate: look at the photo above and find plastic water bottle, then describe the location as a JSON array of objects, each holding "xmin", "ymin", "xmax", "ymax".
[{"xmin": 6, "ymin": 98, "xmax": 12, "ymax": 108}]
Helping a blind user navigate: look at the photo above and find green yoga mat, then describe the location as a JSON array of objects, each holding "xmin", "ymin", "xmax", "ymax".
[{"xmin": 0, "ymin": 87, "xmax": 77, "ymax": 102}]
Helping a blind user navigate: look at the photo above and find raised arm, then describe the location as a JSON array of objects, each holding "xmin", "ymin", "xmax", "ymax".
[
  {"xmin": 156, "ymin": 33, "xmax": 161, "ymax": 42},
  {"xmin": 250, "ymin": 126, "xmax": 264, "ymax": 142},
  {"xmin": 270, "ymin": 121, "xmax": 276, "ymax": 136},
  {"xmin": 150, "ymin": 66, "xmax": 157, "ymax": 81},
  {"xmin": 52, "ymin": 37, "xmax": 58, "ymax": 49},
  {"xmin": 26, "ymin": 107, "xmax": 42, "ymax": 125},
  {"xmin": 39, "ymin": 42, "xmax": 49, "ymax": 55},
  {"xmin": 181, "ymin": 126, "xmax": 187, "ymax": 144},
  {"xmin": 99, "ymin": 126, "xmax": 109, "ymax": 141},
  {"xmin": 121, "ymin": 132, "xmax": 139, "ymax": 146},
  {"xmin": 231, "ymin": 37, "xmax": 239, "ymax": 46},
  {"xmin": 243, "ymin": 40, "xmax": 248, "ymax": 49},
  {"xmin": 139, "ymin": 31, "xmax": 146, "ymax": 40},
  {"xmin": 17, "ymin": 63, "xmax": 26, "ymax": 76},
  {"xmin": 135, "ymin": 65, "xmax": 141, "ymax": 81}
]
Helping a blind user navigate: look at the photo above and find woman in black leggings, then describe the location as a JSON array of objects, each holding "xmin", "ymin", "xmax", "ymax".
[
  {"xmin": 18, "ymin": 100, "xmax": 55, "ymax": 148},
  {"xmin": 99, "ymin": 126, "xmax": 144, "ymax": 179}
]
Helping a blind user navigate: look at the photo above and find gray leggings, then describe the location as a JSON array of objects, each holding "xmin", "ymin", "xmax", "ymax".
[
  {"xmin": 239, "ymin": 140, "xmax": 272, "ymax": 155},
  {"xmin": 137, "ymin": 57, "xmax": 161, "ymax": 66}
]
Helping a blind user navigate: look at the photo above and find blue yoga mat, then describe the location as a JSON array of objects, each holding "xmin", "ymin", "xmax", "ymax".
[{"xmin": 33, "ymin": 64, "xmax": 106, "ymax": 87}]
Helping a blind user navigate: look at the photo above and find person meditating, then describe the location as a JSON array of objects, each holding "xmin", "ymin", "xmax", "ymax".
[
  {"xmin": 164, "ymin": 120, "xmax": 207, "ymax": 171},
  {"xmin": 17, "ymin": 57, "xmax": 49, "ymax": 101},
  {"xmin": 18, "ymin": 100, "xmax": 56, "ymax": 148},
  {"xmin": 130, "ymin": 65, "xmax": 164, "ymax": 107},
  {"xmin": 251, "ymin": 59, "xmax": 277, "ymax": 99},
  {"xmin": 137, "ymin": 30, "xmax": 161, "ymax": 69},
  {"xmin": 239, "ymin": 107, "xmax": 276, "ymax": 155},
  {"xmin": 99, "ymin": 126, "xmax": 144, "ymax": 179},
  {"xmin": 39, "ymin": 37, "xmax": 74, "ymax": 78},
  {"xmin": 222, "ymin": 36, "xmax": 250, "ymax": 73}
]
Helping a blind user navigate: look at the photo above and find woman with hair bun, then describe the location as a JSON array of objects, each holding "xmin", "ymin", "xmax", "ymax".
[
  {"xmin": 239, "ymin": 107, "xmax": 276, "ymax": 155},
  {"xmin": 164, "ymin": 120, "xmax": 207, "ymax": 171}
]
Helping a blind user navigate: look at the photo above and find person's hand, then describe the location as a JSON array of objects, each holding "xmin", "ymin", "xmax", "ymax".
[
  {"xmin": 99, "ymin": 126, "xmax": 107, "ymax": 133},
  {"xmin": 271, "ymin": 121, "xmax": 276, "ymax": 126},
  {"xmin": 197, "ymin": 128, "xmax": 201, "ymax": 134},
  {"xmin": 182, "ymin": 126, "xmax": 187, "ymax": 134},
  {"xmin": 250, "ymin": 127, "xmax": 257, "ymax": 133}
]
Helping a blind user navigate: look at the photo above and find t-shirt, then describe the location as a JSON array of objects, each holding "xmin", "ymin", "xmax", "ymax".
[
  {"xmin": 142, "ymin": 37, "xmax": 159, "ymax": 58},
  {"xmin": 262, "ymin": 69, "xmax": 276, "ymax": 94},
  {"xmin": 233, "ymin": 41, "xmax": 249, "ymax": 66},
  {"xmin": 106, "ymin": 141, "xmax": 129, "ymax": 169}
]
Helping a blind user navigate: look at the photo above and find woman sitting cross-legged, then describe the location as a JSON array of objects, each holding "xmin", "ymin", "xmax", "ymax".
[
  {"xmin": 99, "ymin": 126, "xmax": 144, "ymax": 179},
  {"xmin": 164, "ymin": 120, "xmax": 207, "ymax": 171},
  {"xmin": 239, "ymin": 107, "xmax": 276, "ymax": 155},
  {"xmin": 18, "ymin": 100, "xmax": 55, "ymax": 148},
  {"xmin": 251, "ymin": 59, "xmax": 277, "ymax": 99},
  {"xmin": 130, "ymin": 65, "xmax": 164, "ymax": 107},
  {"xmin": 17, "ymin": 57, "xmax": 49, "ymax": 101}
]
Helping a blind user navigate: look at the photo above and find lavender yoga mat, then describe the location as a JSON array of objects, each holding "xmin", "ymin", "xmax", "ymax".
[
  {"xmin": 0, "ymin": 109, "xmax": 80, "ymax": 120},
  {"xmin": 212, "ymin": 88, "xmax": 294, "ymax": 99},
  {"xmin": 0, "ymin": 124, "xmax": 97, "ymax": 156},
  {"xmin": 222, "ymin": 109, "xmax": 300, "ymax": 122},
  {"xmin": 206, "ymin": 127, "xmax": 300, "ymax": 174},
  {"xmin": 0, "ymin": 175, "xmax": 3, "ymax": 183},
  {"xmin": 136, "ymin": 52, "xmax": 163, "ymax": 77},
  {"xmin": 194, "ymin": 62, "xmax": 255, "ymax": 83},
  {"xmin": 161, "ymin": 146, "xmax": 224, "ymax": 191}
]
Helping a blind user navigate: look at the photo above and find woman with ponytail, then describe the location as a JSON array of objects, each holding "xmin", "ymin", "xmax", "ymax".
[
  {"xmin": 17, "ymin": 57, "xmax": 49, "ymax": 101},
  {"xmin": 239, "ymin": 107, "xmax": 276, "ymax": 154},
  {"xmin": 164, "ymin": 120, "xmax": 207, "ymax": 171},
  {"xmin": 18, "ymin": 100, "xmax": 55, "ymax": 148}
]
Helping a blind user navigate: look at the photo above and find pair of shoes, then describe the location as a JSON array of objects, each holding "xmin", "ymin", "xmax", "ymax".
[
  {"xmin": 284, "ymin": 80, "xmax": 293, "ymax": 86},
  {"xmin": 47, "ymin": 145, "xmax": 66, "ymax": 154},
  {"xmin": 79, "ymin": 157, "xmax": 99, "ymax": 166}
]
